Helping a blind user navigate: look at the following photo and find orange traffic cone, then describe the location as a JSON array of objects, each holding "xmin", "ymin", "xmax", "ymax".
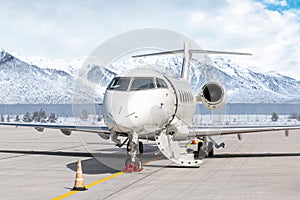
[{"xmin": 72, "ymin": 159, "xmax": 87, "ymax": 191}]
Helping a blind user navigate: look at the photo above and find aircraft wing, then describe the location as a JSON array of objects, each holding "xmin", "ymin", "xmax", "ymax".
[
  {"xmin": 0, "ymin": 122, "xmax": 110, "ymax": 136},
  {"xmin": 188, "ymin": 125, "xmax": 300, "ymax": 137},
  {"xmin": 1, "ymin": 122, "xmax": 300, "ymax": 139}
]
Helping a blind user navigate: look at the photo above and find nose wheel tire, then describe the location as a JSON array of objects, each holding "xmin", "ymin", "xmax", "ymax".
[
  {"xmin": 123, "ymin": 158, "xmax": 143, "ymax": 173},
  {"xmin": 124, "ymin": 132, "xmax": 144, "ymax": 172}
]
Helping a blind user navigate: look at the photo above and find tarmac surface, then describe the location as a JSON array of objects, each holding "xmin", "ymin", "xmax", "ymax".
[{"xmin": 0, "ymin": 126, "xmax": 299, "ymax": 200}]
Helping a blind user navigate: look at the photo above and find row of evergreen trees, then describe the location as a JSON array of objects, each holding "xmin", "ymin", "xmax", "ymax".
[
  {"xmin": 0, "ymin": 109, "xmax": 57, "ymax": 123},
  {"xmin": 289, "ymin": 113, "xmax": 300, "ymax": 121},
  {"xmin": 271, "ymin": 112, "xmax": 300, "ymax": 122}
]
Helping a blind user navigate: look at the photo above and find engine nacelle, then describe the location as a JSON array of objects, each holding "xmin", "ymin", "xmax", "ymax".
[{"xmin": 197, "ymin": 82, "xmax": 226, "ymax": 110}]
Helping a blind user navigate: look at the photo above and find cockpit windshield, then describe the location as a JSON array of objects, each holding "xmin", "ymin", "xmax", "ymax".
[
  {"xmin": 130, "ymin": 77, "xmax": 155, "ymax": 91},
  {"xmin": 108, "ymin": 77, "xmax": 130, "ymax": 91},
  {"xmin": 107, "ymin": 76, "xmax": 168, "ymax": 91},
  {"xmin": 156, "ymin": 78, "xmax": 168, "ymax": 89}
]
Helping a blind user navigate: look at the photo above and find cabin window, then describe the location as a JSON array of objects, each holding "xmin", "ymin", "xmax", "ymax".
[
  {"xmin": 156, "ymin": 78, "xmax": 168, "ymax": 89},
  {"xmin": 185, "ymin": 91, "xmax": 189, "ymax": 102},
  {"xmin": 178, "ymin": 90, "xmax": 194, "ymax": 103},
  {"xmin": 108, "ymin": 77, "xmax": 130, "ymax": 91},
  {"xmin": 186, "ymin": 91, "xmax": 189, "ymax": 102},
  {"xmin": 179, "ymin": 90, "xmax": 182, "ymax": 102},
  {"xmin": 130, "ymin": 77, "xmax": 155, "ymax": 91}
]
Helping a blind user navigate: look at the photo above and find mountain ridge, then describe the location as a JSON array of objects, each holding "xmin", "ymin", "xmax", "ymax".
[{"xmin": 0, "ymin": 49, "xmax": 299, "ymax": 104}]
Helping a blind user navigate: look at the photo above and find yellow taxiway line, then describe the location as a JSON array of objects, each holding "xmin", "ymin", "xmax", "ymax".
[
  {"xmin": 52, "ymin": 172, "xmax": 124, "ymax": 200},
  {"xmin": 52, "ymin": 156, "xmax": 162, "ymax": 200}
]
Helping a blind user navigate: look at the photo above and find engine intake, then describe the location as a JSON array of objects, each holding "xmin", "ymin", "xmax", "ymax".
[{"xmin": 197, "ymin": 82, "xmax": 226, "ymax": 110}]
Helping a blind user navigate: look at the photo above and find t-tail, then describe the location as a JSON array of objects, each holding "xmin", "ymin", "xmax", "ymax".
[{"xmin": 132, "ymin": 41, "xmax": 252, "ymax": 82}]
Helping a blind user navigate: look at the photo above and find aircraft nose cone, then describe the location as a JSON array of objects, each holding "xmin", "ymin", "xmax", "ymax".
[
  {"xmin": 125, "ymin": 90, "xmax": 175, "ymax": 133},
  {"xmin": 103, "ymin": 91, "xmax": 132, "ymax": 132},
  {"xmin": 103, "ymin": 89, "xmax": 176, "ymax": 134}
]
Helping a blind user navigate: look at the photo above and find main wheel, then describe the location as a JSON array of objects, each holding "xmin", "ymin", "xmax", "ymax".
[
  {"xmin": 207, "ymin": 141, "xmax": 214, "ymax": 157},
  {"xmin": 138, "ymin": 141, "xmax": 144, "ymax": 154},
  {"xmin": 197, "ymin": 141, "xmax": 206, "ymax": 158}
]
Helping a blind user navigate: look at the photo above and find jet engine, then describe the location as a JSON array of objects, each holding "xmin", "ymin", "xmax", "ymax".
[{"xmin": 197, "ymin": 82, "xmax": 226, "ymax": 110}]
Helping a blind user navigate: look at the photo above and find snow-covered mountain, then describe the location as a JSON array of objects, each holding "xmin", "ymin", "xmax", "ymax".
[
  {"xmin": 0, "ymin": 48, "xmax": 299, "ymax": 104},
  {"xmin": 0, "ymin": 49, "xmax": 94, "ymax": 104}
]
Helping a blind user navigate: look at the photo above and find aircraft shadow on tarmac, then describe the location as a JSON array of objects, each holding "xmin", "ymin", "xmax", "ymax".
[
  {"xmin": 66, "ymin": 157, "xmax": 119, "ymax": 174},
  {"xmin": 144, "ymin": 152, "xmax": 300, "ymax": 168},
  {"xmin": 0, "ymin": 144, "xmax": 161, "ymax": 174},
  {"xmin": 0, "ymin": 149, "xmax": 93, "ymax": 157},
  {"xmin": 1, "ymin": 149, "xmax": 299, "ymax": 159},
  {"xmin": 0, "ymin": 149, "xmax": 119, "ymax": 174},
  {"xmin": 210, "ymin": 152, "xmax": 300, "ymax": 158},
  {"xmin": 2, "ymin": 149, "xmax": 297, "ymax": 172}
]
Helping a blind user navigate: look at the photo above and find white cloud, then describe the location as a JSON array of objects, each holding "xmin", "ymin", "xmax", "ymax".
[
  {"xmin": 0, "ymin": 0, "xmax": 299, "ymax": 79},
  {"xmin": 186, "ymin": 0, "xmax": 300, "ymax": 79},
  {"xmin": 263, "ymin": 0, "xmax": 288, "ymax": 7},
  {"xmin": 188, "ymin": 12, "xmax": 206, "ymax": 27}
]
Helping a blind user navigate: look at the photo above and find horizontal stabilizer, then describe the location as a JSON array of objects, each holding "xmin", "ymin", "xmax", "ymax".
[
  {"xmin": 190, "ymin": 49, "xmax": 252, "ymax": 56},
  {"xmin": 132, "ymin": 50, "xmax": 183, "ymax": 58},
  {"xmin": 132, "ymin": 49, "xmax": 252, "ymax": 58}
]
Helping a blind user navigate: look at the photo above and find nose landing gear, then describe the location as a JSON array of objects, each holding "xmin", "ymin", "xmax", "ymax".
[
  {"xmin": 123, "ymin": 157, "xmax": 142, "ymax": 173},
  {"xmin": 122, "ymin": 132, "xmax": 143, "ymax": 173}
]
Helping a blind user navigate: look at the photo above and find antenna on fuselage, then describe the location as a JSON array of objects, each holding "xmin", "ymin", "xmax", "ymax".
[{"xmin": 132, "ymin": 41, "xmax": 252, "ymax": 82}]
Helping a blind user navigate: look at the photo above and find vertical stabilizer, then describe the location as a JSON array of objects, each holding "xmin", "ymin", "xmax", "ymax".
[{"xmin": 181, "ymin": 41, "xmax": 192, "ymax": 81}]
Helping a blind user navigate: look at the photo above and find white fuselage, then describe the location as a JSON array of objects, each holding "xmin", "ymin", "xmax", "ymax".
[{"xmin": 102, "ymin": 68, "xmax": 196, "ymax": 136}]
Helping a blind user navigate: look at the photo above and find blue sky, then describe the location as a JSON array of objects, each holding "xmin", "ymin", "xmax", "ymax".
[
  {"xmin": 260, "ymin": 0, "xmax": 300, "ymax": 11},
  {"xmin": 1, "ymin": 0, "xmax": 300, "ymax": 79}
]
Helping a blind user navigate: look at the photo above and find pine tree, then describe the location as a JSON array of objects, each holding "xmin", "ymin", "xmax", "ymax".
[
  {"xmin": 48, "ymin": 113, "xmax": 58, "ymax": 123},
  {"xmin": 23, "ymin": 112, "xmax": 33, "ymax": 122},
  {"xmin": 32, "ymin": 109, "xmax": 47, "ymax": 122},
  {"xmin": 39, "ymin": 109, "xmax": 47, "ymax": 122},
  {"xmin": 32, "ymin": 111, "xmax": 39, "ymax": 122},
  {"xmin": 15, "ymin": 115, "xmax": 20, "ymax": 122},
  {"xmin": 0, "ymin": 114, "xmax": 4, "ymax": 122},
  {"xmin": 6, "ymin": 115, "xmax": 10, "ymax": 122},
  {"xmin": 80, "ymin": 110, "xmax": 89, "ymax": 121},
  {"xmin": 271, "ymin": 112, "xmax": 279, "ymax": 122},
  {"xmin": 290, "ymin": 113, "xmax": 300, "ymax": 121}
]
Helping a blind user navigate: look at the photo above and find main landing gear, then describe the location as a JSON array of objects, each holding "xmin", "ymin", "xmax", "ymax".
[
  {"xmin": 195, "ymin": 136, "xmax": 225, "ymax": 158},
  {"xmin": 123, "ymin": 132, "xmax": 143, "ymax": 173}
]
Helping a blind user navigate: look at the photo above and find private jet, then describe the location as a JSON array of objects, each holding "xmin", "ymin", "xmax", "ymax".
[{"xmin": 1, "ymin": 41, "xmax": 300, "ymax": 172}]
